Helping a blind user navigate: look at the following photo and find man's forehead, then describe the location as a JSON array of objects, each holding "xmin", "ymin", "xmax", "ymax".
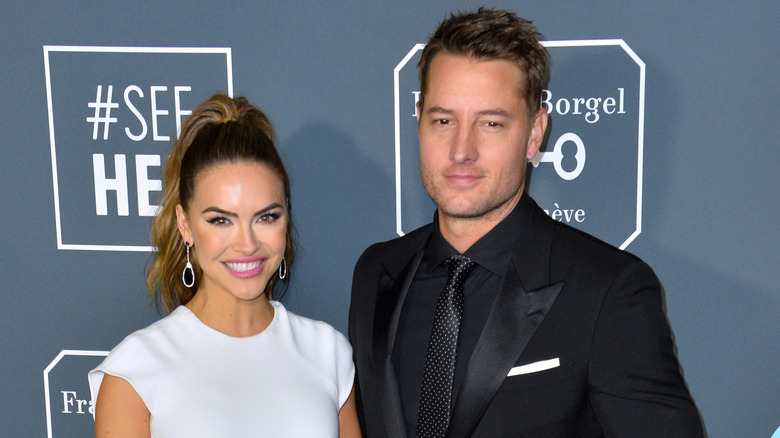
[
  {"xmin": 430, "ymin": 52, "xmax": 525, "ymax": 73},
  {"xmin": 427, "ymin": 54, "xmax": 525, "ymax": 87},
  {"xmin": 424, "ymin": 56, "xmax": 525, "ymax": 101}
]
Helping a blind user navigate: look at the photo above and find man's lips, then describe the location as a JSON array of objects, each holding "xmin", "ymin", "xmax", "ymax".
[{"xmin": 445, "ymin": 173, "xmax": 482, "ymax": 185}]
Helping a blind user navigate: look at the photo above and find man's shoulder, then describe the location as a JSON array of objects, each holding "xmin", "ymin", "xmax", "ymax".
[
  {"xmin": 350, "ymin": 223, "xmax": 433, "ymax": 317},
  {"xmin": 521, "ymin": 197, "xmax": 638, "ymax": 264},
  {"xmin": 357, "ymin": 222, "xmax": 433, "ymax": 266},
  {"xmin": 543, "ymin": 215, "xmax": 646, "ymax": 278}
]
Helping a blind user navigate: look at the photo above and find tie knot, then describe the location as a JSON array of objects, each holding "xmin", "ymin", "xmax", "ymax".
[{"xmin": 446, "ymin": 255, "xmax": 476, "ymax": 282}]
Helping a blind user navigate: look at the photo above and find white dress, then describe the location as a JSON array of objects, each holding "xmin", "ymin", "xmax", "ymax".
[{"xmin": 89, "ymin": 301, "xmax": 354, "ymax": 437}]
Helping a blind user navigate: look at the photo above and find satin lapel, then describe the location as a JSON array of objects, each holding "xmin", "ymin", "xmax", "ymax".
[
  {"xmin": 372, "ymin": 250, "xmax": 424, "ymax": 359},
  {"xmin": 448, "ymin": 203, "xmax": 562, "ymax": 438},
  {"xmin": 372, "ymin": 249, "xmax": 425, "ymax": 438}
]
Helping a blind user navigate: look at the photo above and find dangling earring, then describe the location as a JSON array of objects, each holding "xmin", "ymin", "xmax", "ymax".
[
  {"xmin": 182, "ymin": 242, "xmax": 195, "ymax": 288},
  {"xmin": 278, "ymin": 257, "xmax": 287, "ymax": 280}
]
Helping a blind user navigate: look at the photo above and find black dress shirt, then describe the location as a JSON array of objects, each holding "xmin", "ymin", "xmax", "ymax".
[{"xmin": 391, "ymin": 194, "xmax": 532, "ymax": 436}]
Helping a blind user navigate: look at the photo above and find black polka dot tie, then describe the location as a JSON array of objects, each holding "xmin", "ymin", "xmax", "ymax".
[{"xmin": 416, "ymin": 255, "xmax": 476, "ymax": 438}]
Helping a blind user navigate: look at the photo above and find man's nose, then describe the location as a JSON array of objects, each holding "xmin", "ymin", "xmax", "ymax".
[{"xmin": 450, "ymin": 126, "xmax": 478, "ymax": 164}]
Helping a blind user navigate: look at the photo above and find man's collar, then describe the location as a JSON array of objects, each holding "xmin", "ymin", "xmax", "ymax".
[{"xmin": 423, "ymin": 192, "xmax": 532, "ymax": 275}]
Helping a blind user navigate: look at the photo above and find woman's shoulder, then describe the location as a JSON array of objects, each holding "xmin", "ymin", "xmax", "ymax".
[
  {"xmin": 273, "ymin": 302, "xmax": 349, "ymax": 348},
  {"xmin": 93, "ymin": 307, "xmax": 201, "ymax": 380},
  {"xmin": 270, "ymin": 301, "xmax": 354, "ymax": 403},
  {"xmin": 269, "ymin": 302, "xmax": 352, "ymax": 371},
  {"xmin": 109, "ymin": 307, "xmax": 194, "ymax": 356},
  {"xmin": 88, "ymin": 307, "xmax": 199, "ymax": 413}
]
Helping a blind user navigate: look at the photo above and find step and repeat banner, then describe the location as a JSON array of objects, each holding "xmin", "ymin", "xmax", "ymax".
[{"xmin": 1, "ymin": 2, "xmax": 778, "ymax": 437}]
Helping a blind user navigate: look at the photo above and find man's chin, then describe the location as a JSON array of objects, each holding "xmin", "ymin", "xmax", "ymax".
[
  {"xmin": 438, "ymin": 203, "xmax": 492, "ymax": 220},
  {"xmin": 436, "ymin": 193, "xmax": 521, "ymax": 222}
]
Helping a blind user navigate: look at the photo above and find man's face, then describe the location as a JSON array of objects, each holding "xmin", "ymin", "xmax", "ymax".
[{"xmin": 418, "ymin": 54, "xmax": 548, "ymax": 222}]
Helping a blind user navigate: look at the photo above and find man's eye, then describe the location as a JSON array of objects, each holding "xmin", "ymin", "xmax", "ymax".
[
  {"xmin": 485, "ymin": 121, "xmax": 501, "ymax": 128},
  {"xmin": 435, "ymin": 118, "xmax": 450, "ymax": 125}
]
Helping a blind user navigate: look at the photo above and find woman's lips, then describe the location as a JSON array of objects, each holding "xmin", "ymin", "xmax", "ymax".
[{"xmin": 224, "ymin": 258, "xmax": 264, "ymax": 278}]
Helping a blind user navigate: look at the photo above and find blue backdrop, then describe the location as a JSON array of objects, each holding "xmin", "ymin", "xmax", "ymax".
[{"xmin": 1, "ymin": 1, "xmax": 778, "ymax": 436}]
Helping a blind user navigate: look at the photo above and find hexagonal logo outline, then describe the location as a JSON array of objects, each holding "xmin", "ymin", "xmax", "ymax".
[
  {"xmin": 393, "ymin": 39, "xmax": 645, "ymax": 250},
  {"xmin": 44, "ymin": 349, "xmax": 109, "ymax": 437}
]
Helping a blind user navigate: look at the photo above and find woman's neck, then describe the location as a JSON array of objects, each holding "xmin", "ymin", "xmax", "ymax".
[{"xmin": 185, "ymin": 288, "xmax": 275, "ymax": 337}]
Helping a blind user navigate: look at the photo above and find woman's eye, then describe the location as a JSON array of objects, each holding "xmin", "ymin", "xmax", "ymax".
[
  {"xmin": 207, "ymin": 217, "xmax": 229, "ymax": 226},
  {"xmin": 258, "ymin": 213, "xmax": 280, "ymax": 223}
]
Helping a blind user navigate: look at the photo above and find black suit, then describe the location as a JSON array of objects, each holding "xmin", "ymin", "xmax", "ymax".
[{"xmin": 349, "ymin": 199, "xmax": 704, "ymax": 437}]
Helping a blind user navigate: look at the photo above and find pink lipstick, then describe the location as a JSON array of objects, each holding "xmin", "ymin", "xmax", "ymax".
[{"xmin": 223, "ymin": 257, "xmax": 264, "ymax": 278}]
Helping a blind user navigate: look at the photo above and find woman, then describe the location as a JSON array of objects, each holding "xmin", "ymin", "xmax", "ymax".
[{"xmin": 88, "ymin": 94, "xmax": 360, "ymax": 437}]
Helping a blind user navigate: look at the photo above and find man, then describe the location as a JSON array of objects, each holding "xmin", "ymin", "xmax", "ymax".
[{"xmin": 349, "ymin": 7, "xmax": 704, "ymax": 438}]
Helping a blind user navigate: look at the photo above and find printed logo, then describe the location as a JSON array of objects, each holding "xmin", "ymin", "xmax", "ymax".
[
  {"xmin": 393, "ymin": 40, "xmax": 645, "ymax": 249},
  {"xmin": 44, "ymin": 46, "xmax": 233, "ymax": 251},
  {"xmin": 43, "ymin": 350, "xmax": 109, "ymax": 438}
]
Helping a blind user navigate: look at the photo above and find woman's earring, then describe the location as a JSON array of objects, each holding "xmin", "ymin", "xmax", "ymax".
[
  {"xmin": 182, "ymin": 242, "xmax": 195, "ymax": 288},
  {"xmin": 278, "ymin": 257, "xmax": 287, "ymax": 280}
]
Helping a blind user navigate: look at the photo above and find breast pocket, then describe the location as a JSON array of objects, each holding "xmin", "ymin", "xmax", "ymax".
[
  {"xmin": 499, "ymin": 357, "xmax": 577, "ymax": 390},
  {"xmin": 479, "ymin": 358, "xmax": 588, "ymax": 433}
]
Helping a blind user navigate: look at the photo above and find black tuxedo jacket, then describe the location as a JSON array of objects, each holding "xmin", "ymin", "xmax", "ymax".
[{"xmin": 349, "ymin": 200, "xmax": 704, "ymax": 437}]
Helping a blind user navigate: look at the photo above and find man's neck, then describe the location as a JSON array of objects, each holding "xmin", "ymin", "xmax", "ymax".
[{"xmin": 438, "ymin": 191, "xmax": 523, "ymax": 253}]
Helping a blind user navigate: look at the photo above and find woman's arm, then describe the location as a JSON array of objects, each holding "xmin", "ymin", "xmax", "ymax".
[
  {"xmin": 338, "ymin": 384, "xmax": 362, "ymax": 438},
  {"xmin": 94, "ymin": 374, "xmax": 151, "ymax": 437}
]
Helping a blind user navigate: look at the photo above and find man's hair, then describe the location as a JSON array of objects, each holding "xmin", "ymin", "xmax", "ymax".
[{"xmin": 418, "ymin": 7, "xmax": 549, "ymax": 114}]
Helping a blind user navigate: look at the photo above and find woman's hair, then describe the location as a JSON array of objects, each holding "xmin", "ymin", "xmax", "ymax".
[{"xmin": 146, "ymin": 94, "xmax": 295, "ymax": 313}]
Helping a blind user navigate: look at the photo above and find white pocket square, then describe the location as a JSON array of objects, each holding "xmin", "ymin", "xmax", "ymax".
[{"xmin": 507, "ymin": 358, "xmax": 560, "ymax": 376}]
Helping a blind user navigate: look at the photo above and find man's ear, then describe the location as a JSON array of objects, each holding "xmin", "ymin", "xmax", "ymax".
[
  {"xmin": 416, "ymin": 100, "xmax": 422, "ymax": 123},
  {"xmin": 526, "ymin": 108, "xmax": 549, "ymax": 160},
  {"xmin": 175, "ymin": 204, "xmax": 193, "ymax": 244}
]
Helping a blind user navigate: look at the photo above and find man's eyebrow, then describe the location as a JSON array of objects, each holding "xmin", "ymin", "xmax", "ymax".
[
  {"xmin": 475, "ymin": 109, "xmax": 512, "ymax": 118},
  {"xmin": 424, "ymin": 106, "xmax": 454, "ymax": 116},
  {"xmin": 424, "ymin": 106, "xmax": 512, "ymax": 118}
]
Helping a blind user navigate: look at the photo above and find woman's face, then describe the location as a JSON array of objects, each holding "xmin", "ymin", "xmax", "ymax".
[{"xmin": 176, "ymin": 161, "xmax": 287, "ymax": 305}]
